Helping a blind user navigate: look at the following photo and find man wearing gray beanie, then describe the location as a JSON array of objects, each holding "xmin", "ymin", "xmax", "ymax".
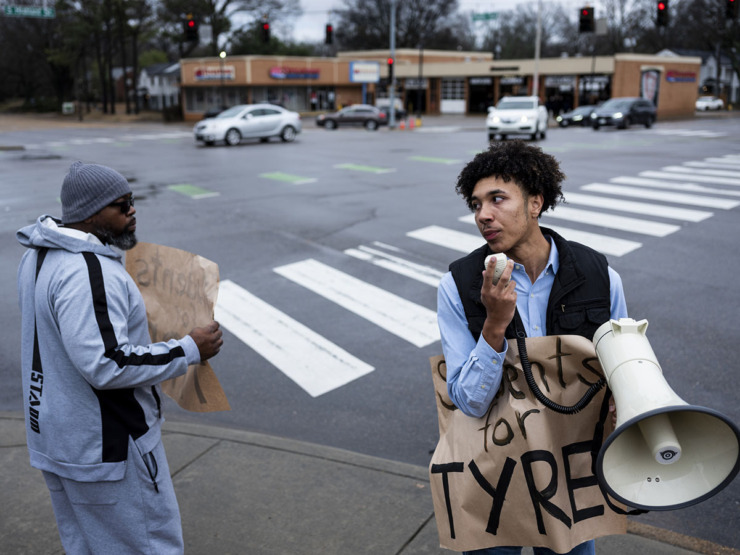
[{"xmin": 16, "ymin": 161, "xmax": 224, "ymax": 554}]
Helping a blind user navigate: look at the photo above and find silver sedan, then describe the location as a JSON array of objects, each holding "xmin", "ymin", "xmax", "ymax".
[{"xmin": 193, "ymin": 104, "xmax": 302, "ymax": 146}]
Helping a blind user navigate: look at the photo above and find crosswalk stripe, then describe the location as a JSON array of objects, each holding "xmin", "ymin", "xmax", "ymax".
[
  {"xmin": 611, "ymin": 176, "xmax": 740, "ymax": 198},
  {"xmin": 703, "ymin": 157, "xmax": 740, "ymax": 166},
  {"xmin": 273, "ymin": 259, "xmax": 440, "ymax": 348},
  {"xmin": 650, "ymin": 129, "xmax": 726, "ymax": 138},
  {"xmin": 684, "ymin": 161, "xmax": 740, "ymax": 170},
  {"xmin": 215, "ymin": 280, "xmax": 374, "ymax": 398},
  {"xmin": 564, "ymin": 191, "xmax": 712, "ymax": 222},
  {"xmin": 259, "ymin": 172, "xmax": 317, "ymax": 184},
  {"xmin": 660, "ymin": 165, "xmax": 740, "ymax": 179},
  {"xmin": 640, "ymin": 171, "xmax": 740, "ymax": 187},
  {"xmin": 536, "ymin": 224, "xmax": 642, "ymax": 257},
  {"xmin": 541, "ymin": 206, "xmax": 680, "ymax": 237},
  {"xmin": 582, "ymin": 183, "xmax": 740, "ymax": 209},
  {"xmin": 334, "ymin": 163, "xmax": 396, "ymax": 174},
  {"xmin": 408, "ymin": 155, "xmax": 462, "ymax": 165},
  {"xmin": 406, "ymin": 225, "xmax": 483, "ymax": 253},
  {"xmin": 454, "ymin": 216, "xmax": 642, "ymax": 257},
  {"xmin": 344, "ymin": 245, "xmax": 443, "ymax": 287},
  {"xmin": 168, "ymin": 184, "xmax": 220, "ymax": 199}
]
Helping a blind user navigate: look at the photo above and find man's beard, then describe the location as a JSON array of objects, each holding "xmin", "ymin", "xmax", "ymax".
[{"xmin": 97, "ymin": 227, "xmax": 138, "ymax": 250}]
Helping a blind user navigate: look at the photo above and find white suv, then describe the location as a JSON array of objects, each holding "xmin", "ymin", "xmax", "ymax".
[{"xmin": 486, "ymin": 96, "xmax": 549, "ymax": 141}]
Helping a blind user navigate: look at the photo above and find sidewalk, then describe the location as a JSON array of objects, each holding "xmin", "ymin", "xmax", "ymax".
[{"xmin": 2, "ymin": 411, "xmax": 731, "ymax": 555}]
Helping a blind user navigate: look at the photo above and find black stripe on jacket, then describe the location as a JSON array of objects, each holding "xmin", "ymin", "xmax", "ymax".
[{"xmin": 81, "ymin": 252, "xmax": 185, "ymax": 462}]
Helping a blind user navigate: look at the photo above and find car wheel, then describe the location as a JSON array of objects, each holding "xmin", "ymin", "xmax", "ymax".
[
  {"xmin": 500, "ymin": 134, "xmax": 507, "ymax": 141},
  {"xmin": 325, "ymin": 120, "xmax": 337, "ymax": 130},
  {"xmin": 488, "ymin": 132, "xmax": 496, "ymax": 142},
  {"xmin": 365, "ymin": 120, "xmax": 378, "ymax": 131},
  {"xmin": 645, "ymin": 116, "xmax": 653, "ymax": 129},
  {"xmin": 592, "ymin": 123, "xmax": 599, "ymax": 130},
  {"xmin": 225, "ymin": 128, "xmax": 241, "ymax": 146},
  {"xmin": 560, "ymin": 121, "xmax": 569, "ymax": 128},
  {"xmin": 540, "ymin": 128, "xmax": 547, "ymax": 140},
  {"xmin": 618, "ymin": 117, "xmax": 630, "ymax": 130},
  {"xmin": 280, "ymin": 126, "xmax": 297, "ymax": 142}
]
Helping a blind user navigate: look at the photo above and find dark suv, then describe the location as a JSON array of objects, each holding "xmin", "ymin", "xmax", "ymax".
[
  {"xmin": 591, "ymin": 97, "xmax": 656, "ymax": 130},
  {"xmin": 315, "ymin": 104, "xmax": 387, "ymax": 130}
]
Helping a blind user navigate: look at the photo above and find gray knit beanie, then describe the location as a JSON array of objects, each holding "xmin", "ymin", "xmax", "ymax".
[{"xmin": 61, "ymin": 161, "xmax": 132, "ymax": 224}]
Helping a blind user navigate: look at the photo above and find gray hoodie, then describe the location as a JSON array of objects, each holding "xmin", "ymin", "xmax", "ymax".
[{"xmin": 17, "ymin": 215, "xmax": 200, "ymax": 481}]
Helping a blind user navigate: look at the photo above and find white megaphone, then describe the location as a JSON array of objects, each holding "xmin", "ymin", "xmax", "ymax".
[{"xmin": 593, "ymin": 318, "xmax": 740, "ymax": 511}]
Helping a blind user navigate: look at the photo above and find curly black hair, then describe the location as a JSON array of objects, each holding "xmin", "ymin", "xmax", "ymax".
[{"xmin": 455, "ymin": 140, "xmax": 565, "ymax": 215}]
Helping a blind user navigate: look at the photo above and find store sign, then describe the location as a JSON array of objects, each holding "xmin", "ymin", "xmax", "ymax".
[
  {"xmin": 270, "ymin": 67, "xmax": 320, "ymax": 80},
  {"xmin": 666, "ymin": 70, "xmax": 696, "ymax": 83},
  {"xmin": 470, "ymin": 77, "xmax": 492, "ymax": 86},
  {"xmin": 194, "ymin": 66, "xmax": 235, "ymax": 81},
  {"xmin": 500, "ymin": 76, "xmax": 524, "ymax": 85},
  {"xmin": 349, "ymin": 61, "xmax": 380, "ymax": 83}
]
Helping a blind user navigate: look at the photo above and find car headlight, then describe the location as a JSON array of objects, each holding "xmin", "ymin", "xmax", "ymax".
[
  {"xmin": 520, "ymin": 115, "xmax": 532, "ymax": 123},
  {"xmin": 556, "ymin": 115, "xmax": 562, "ymax": 122},
  {"xmin": 492, "ymin": 116, "xmax": 501, "ymax": 124},
  {"xmin": 591, "ymin": 113, "xmax": 597, "ymax": 119},
  {"xmin": 573, "ymin": 115, "xmax": 582, "ymax": 121},
  {"xmin": 613, "ymin": 112, "xmax": 623, "ymax": 119}
]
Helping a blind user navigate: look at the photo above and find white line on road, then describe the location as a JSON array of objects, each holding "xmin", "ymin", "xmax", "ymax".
[
  {"xmin": 582, "ymin": 183, "xmax": 740, "ymax": 209},
  {"xmin": 611, "ymin": 176, "xmax": 740, "ymax": 198},
  {"xmin": 215, "ymin": 279, "xmax": 374, "ymax": 398},
  {"xmin": 406, "ymin": 225, "xmax": 484, "ymax": 254},
  {"xmin": 564, "ymin": 191, "xmax": 713, "ymax": 222},
  {"xmin": 273, "ymin": 259, "xmax": 440, "ymax": 348},
  {"xmin": 344, "ymin": 245, "xmax": 444, "ymax": 287},
  {"xmin": 640, "ymin": 171, "xmax": 740, "ymax": 187},
  {"xmin": 661, "ymin": 165, "xmax": 740, "ymax": 179},
  {"xmin": 542, "ymin": 205, "xmax": 680, "ymax": 237}
]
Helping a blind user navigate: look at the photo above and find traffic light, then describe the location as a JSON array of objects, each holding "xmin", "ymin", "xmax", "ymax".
[
  {"xmin": 261, "ymin": 21, "xmax": 270, "ymax": 43},
  {"xmin": 656, "ymin": 0, "xmax": 669, "ymax": 26},
  {"xmin": 727, "ymin": 0, "xmax": 738, "ymax": 20},
  {"xmin": 184, "ymin": 14, "xmax": 199, "ymax": 42},
  {"xmin": 578, "ymin": 7, "xmax": 594, "ymax": 33},
  {"xmin": 387, "ymin": 57, "xmax": 394, "ymax": 83},
  {"xmin": 325, "ymin": 23, "xmax": 333, "ymax": 45}
]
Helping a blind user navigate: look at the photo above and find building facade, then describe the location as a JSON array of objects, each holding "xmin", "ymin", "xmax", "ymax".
[{"xmin": 179, "ymin": 50, "xmax": 701, "ymax": 122}]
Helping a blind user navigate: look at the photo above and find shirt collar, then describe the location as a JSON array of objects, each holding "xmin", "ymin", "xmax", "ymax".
[{"xmin": 43, "ymin": 217, "xmax": 104, "ymax": 246}]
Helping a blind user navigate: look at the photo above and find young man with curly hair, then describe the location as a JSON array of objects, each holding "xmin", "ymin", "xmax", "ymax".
[{"xmin": 436, "ymin": 140, "xmax": 628, "ymax": 555}]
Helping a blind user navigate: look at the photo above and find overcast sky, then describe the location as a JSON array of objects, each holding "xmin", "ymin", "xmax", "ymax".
[{"xmin": 288, "ymin": 0, "xmax": 591, "ymax": 43}]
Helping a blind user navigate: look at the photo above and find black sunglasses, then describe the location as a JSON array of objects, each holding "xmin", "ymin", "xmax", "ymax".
[{"xmin": 108, "ymin": 196, "xmax": 135, "ymax": 214}]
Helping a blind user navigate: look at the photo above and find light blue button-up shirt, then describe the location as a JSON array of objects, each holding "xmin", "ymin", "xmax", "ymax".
[{"xmin": 437, "ymin": 239, "xmax": 628, "ymax": 418}]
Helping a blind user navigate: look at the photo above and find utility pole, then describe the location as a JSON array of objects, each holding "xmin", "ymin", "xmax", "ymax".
[{"xmin": 533, "ymin": 0, "xmax": 542, "ymax": 98}]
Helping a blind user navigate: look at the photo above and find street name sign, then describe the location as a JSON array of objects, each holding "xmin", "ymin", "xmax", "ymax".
[
  {"xmin": 472, "ymin": 12, "xmax": 498, "ymax": 21},
  {"xmin": 3, "ymin": 5, "xmax": 56, "ymax": 18}
]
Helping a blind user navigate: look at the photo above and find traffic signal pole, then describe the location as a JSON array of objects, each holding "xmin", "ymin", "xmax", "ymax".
[{"xmin": 388, "ymin": 0, "xmax": 397, "ymax": 129}]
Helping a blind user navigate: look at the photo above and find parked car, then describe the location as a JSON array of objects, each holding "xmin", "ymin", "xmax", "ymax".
[
  {"xmin": 695, "ymin": 96, "xmax": 724, "ymax": 111},
  {"xmin": 555, "ymin": 105, "xmax": 596, "ymax": 127},
  {"xmin": 378, "ymin": 105, "xmax": 407, "ymax": 120},
  {"xmin": 316, "ymin": 105, "xmax": 387, "ymax": 130},
  {"xmin": 591, "ymin": 97, "xmax": 656, "ymax": 130},
  {"xmin": 486, "ymin": 96, "xmax": 549, "ymax": 141},
  {"xmin": 193, "ymin": 104, "xmax": 302, "ymax": 146}
]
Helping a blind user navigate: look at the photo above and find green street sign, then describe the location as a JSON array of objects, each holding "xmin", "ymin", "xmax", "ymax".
[
  {"xmin": 472, "ymin": 12, "xmax": 498, "ymax": 22},
  {"xmin": 3, "ymin": 5, "xmax": 56, "ymax": 18}
]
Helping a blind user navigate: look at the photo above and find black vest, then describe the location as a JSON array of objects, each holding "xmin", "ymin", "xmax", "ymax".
[{"xmin": 449, "ymin": 227, "xmax": 611, "ymax": 341}]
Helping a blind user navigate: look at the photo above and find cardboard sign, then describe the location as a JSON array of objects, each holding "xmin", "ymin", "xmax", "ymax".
[
  {"xmin": 126, "ymin": 242, "xmax": 230, "ymax": 412},
  {"xmin": 429, "ymin": 335, "xmax": 626, "ymax": 552}
]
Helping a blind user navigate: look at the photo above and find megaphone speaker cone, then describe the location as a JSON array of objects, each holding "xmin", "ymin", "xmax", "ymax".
[{"xmin": 597, "ymin": 405, "xmax": 740, "ymax": 511}]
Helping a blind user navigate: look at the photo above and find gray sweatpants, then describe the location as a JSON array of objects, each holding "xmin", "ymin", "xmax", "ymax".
[{"xmin": 42, "ymin": 436, "xmax": 183, "ymax": 554}]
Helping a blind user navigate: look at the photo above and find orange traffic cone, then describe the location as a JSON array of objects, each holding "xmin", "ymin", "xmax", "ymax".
[
  {"xmin": 408, "ymin": 117, "xmax": 415, "ymax": 130},
  {"xmin": 399, "ymin": 119, "xmax": 405, "ymax": 130}
]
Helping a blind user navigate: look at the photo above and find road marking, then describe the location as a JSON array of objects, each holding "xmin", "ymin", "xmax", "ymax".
[
  {"xmin": 542, "ymin": 205, "xmax": 680, "ymax": 237},
  {"xmin": 535, "ymin": 224, "xmax": 642, "ymax": 257},
  {"xmin": 455, "ymin": 216, "xmax": 641, "ymax": 257},
  {"xmin": 684, "ymin": 161, "xmax": 740, "ymax": 170},
  {"xmin": 215, "ymin": 280, "xmax": 374, "ymax": 397},
  {"xmin": 611, "ymin": 176, "xmax": 740, "ymax": 198},
  {"xmin": 649, "ymin": 129, "xmax": 727, "ymax": 138},
  {"xmin": 408, "ymin": 155, "xmax": 462, "ymax": 165},
  {"xmin": 168, "ymin": 184, "xmax": 220, "ymax": 199},
  {"xmin": 273, "ymin": 259, "xmax": 440, "ymax": 348},
  {"xmin": 582, "ymin": 183, "xmax": 740, "ymax": 209},
  {"xmin": 703, "ymin": 157, "xmax": 740, "ymax": 166},
  {"xmin": 564, "ymin": 191, "xmax": 713, "ymax": 222},
  {"xmin": 406, "ymin": 225, "xmax": 483, "ymax": 253},
  {"xmin": 344, "ymin": 244, "xmax": 444, "ymax": 287},
  {"xmin": 640, "ymin": 171, "xmax": 740, "ymax": 187},
  {"xmin": 660, "ymin": 165, "xmax": 740, "ymax": 179},
  {"xmin": 260, "ymin": 172, "xmax": 317, "ymax": 184},
  {"xmin": 334, "ymin": 163, "xmax": 396, "ymax": 174}
]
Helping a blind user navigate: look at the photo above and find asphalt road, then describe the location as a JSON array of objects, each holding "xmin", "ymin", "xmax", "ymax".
[{"xmin": 1, "ymin": 113, "xmax": 739, "ymax": 550}]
